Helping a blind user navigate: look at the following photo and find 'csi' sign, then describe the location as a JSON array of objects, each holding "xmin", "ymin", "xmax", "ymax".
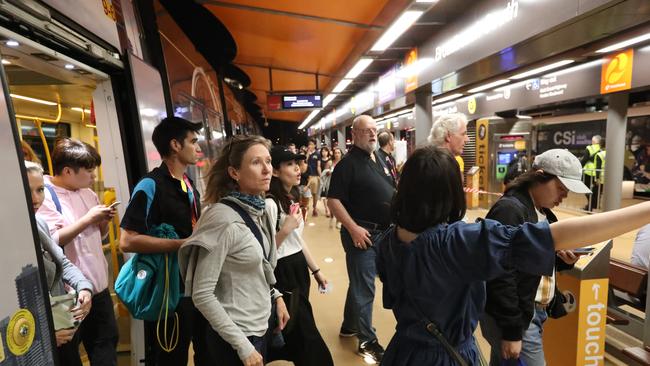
[{"xmin": 554, "ymin": 131, "xmax": 576, "ymax": 146}]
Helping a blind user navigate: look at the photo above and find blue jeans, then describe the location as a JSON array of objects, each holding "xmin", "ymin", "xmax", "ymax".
[
  {"xmin": 340, "ymin": 227, "xmax": 380, "ymax": 343},
  {"xmin": 482, "ymin": 306, "xmax": 548, "ymax": 366}
]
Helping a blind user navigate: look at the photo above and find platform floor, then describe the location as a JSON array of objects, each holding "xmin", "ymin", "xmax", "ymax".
[{"xmin": 112, "ymin": 200, "xmax": 641, "ymax": 365}]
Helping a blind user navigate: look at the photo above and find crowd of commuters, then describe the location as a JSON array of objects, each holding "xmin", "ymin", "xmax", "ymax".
[{"xmin": 18, "ymin": 110, "xmax": 650, "ymax": 366}]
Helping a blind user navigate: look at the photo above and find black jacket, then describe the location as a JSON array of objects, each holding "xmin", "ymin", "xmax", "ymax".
[{"xmin": 484, "ymin": 188, "xmax": 572, "ymax": 341}]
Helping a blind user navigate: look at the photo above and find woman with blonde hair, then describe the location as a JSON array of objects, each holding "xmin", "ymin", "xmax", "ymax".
[{"xmin": 179, "ymin": 135, "xmax": 290, "ymax": 366}]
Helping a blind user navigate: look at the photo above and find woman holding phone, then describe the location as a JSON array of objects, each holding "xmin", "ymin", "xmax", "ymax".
[{"xmin": 265, "ymin": 145, "xmax": 333, "ymax": 366}]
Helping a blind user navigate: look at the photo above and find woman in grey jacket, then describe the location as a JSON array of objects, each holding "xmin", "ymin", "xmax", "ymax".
[
  {"xmin": 179, "ymin": 136, "xmax": 290, "ymax": 366},
  {"xmin": 25, "ymin": 161, "xmax": 93, "ymax": 366}
]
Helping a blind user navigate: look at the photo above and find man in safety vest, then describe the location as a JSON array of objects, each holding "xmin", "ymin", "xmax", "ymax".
[
  {"xmin": 590, "ymin": 139, "xmax": 606, "ymax": 211},
  {"xmin": 581, "ymin": 135, "xmax": 602, "ymax": 211}
]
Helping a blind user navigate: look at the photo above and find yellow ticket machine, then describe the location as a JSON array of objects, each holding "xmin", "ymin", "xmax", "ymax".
[{"xmin": 543, "ymin": 241, "xmax": 612, "ymax": 365}]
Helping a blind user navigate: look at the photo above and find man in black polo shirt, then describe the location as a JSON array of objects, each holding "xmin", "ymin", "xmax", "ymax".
[
  {"xmin": 119, "ymin": 117, "xmax": 212, "ymax": 366},
  {"xmin": 327, "ymin": 115, "xmax": 396, "ymax": 363}
]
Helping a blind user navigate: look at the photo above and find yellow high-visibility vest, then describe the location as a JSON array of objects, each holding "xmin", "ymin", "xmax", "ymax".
[{"xmin": 584, "ymin": 144, "xmax": 601, "ymax": 177}]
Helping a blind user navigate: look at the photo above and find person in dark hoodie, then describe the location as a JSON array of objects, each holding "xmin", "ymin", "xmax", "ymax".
[
  {"xmin": 374, "ymin": 146, "xmax": 649, "ymax": 366},
  {"xmin": 480, "ymin": 149, "xmax": 590, "ymax": 366}
]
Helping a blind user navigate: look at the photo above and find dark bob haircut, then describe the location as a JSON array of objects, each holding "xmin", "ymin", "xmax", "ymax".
[
  {"xmin": 391, "ymin": 146, "xmax": 466, "ymax": 232},
  {"xmin": 52, "ymin": 138, "xmax": 101, "ymax": 175},
  {"xmin": 152, "ymin": 116, "xmax": 202, "ymax": 158}
]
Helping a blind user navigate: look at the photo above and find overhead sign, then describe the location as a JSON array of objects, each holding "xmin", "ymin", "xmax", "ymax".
[
  {"xmin": 377, "ymin": 69, "xmax": 397, "ymax": 104},
  {"xmin": 600, "ymin": 49, "xmax": 634, "ymax": 94},
  {"xmin": 267, "ymin": 95, "xmax": 282, "ymax": 111},
  {"xmin": 281, "ymin": 94, "xmax": 322, "ymax": 110},
  {"xmin": 404, "ymin": 48, "xmax": 419, "ymax": 93},
  {"xmin": 537, "ymin": 121, "xmax": 606, "ymax": 153}
]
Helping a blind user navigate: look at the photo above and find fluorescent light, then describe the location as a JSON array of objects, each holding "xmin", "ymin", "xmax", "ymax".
[
  {"xmin": 1, "ymin": 59, "xmax": 10, "ymax": 65},
  {"xmin": 323, "ymin": 94, "xmax": 337, "ymax": 107},
  {"xmin": 467, "ymin": 79, "xmax": 510, "ymax": 93},
  {"xmin": 510, "ymin": 60, "xmax": 575, "ymax": 80},
  {"xmin": 10, "ymin": 94, "xmax": 57, "ymax": 106},
  {"xmin": 71, "ymin": 107, "xmax": 91, "ymax": 113},
  {"xmin": 332, "ymin": 79, "xmax": 352, "ymax": 93},
  {"xmin": 299, "ymin": 110, "xmax": 320, "ymax": 129},
  {"xmin": 344, "ymin": 59, "xmax": 373, "ymax": 79},
  {"xmin": 516, "ymin": 114, "xmax": 533, "ymax": 120},
  {"xmin": 64, "ymin": 64, "xmax": 75, "ymax": 70},
  {"xmin": 371, "ymin": 11, "xmax": 423, "ymax": 51},
  {"xmin": 432, "ymin": 93, "xmax": 463, "ymax": 105},
  {"xmin": 543, "ymin": 59, "xmax": 603, "ymax": 78},
  {"xmin": 416, "ymin": 0, "xmax": 438, "ymax": 2},
  {"xmin": 596, "ymin": 32, "xmax": 650, "ymax": 53},
  {"xmin": 6, "ymin": 40, "xmax": 19, "ymax": 47}
]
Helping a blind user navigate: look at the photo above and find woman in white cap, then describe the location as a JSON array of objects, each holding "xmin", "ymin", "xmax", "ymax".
[
  {"xmin": 376, "ymin": 146, "xmax": 650, "ymax": 366},
  {"xmin": 481, "ymin": 149, "xmax": 592, "ymax": 366}
]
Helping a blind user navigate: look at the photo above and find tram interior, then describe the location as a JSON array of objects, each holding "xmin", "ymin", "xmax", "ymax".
[{"xmin": 1, "ymin": 39, "xmax": 131, "ymax": 360}]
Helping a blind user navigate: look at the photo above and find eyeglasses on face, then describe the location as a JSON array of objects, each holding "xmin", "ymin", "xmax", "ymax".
[{"xmin": 355, "ymin": 128, "xmax": 378, "ymax": 136}]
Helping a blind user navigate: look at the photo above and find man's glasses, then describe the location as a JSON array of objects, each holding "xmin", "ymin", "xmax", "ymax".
[{"xmin": 355, "ymin": 128, "xmax": 377, "ymax": 136}]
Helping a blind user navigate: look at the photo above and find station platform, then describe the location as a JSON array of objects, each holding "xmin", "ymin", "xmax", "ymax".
[{"xmin": 131, "ymin": 201, "xmax": 642, "ymax": 366}]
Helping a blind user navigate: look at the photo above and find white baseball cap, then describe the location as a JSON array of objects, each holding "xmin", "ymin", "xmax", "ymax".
[{"xmin": 533, "ymin": 149, "xmax": 592, "ymax": 194}]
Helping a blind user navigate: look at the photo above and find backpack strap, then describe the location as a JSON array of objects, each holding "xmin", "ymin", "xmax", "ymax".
[
  {"xmin": 45, "ymin": 184, "xmax": 62, "ymax": 214},
  {"xmin": 130, "ymin": 178, "xmax": 156, "ymax": 231},
  {"xmin": 265, "ymin": 194, "xmax": 282, "ymax": 233},
  {"xmin": 221, "ymin": 200, "xmax": 269, "ymax": 261}
]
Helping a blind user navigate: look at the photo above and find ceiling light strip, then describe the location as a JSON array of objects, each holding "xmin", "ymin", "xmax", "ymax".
[
  {"xmin": 596, "ymin": 32, "xmax": 650, "ymax": 53},
  {"xmin": 10, "ymin": 94, "xmax": 58, "ymax": 106},
  {"xmin": 344, "ymin": 59, "xmax": 374, "ymax": 79},
  {"xmin": 467, "ymin": 79, "xmax": 510, "ymax": 93},
  {"xmin": 371, "ymin": 11, "xmax": 424, "ymax": 51},
  {"xmin": 510, "ymin": 60, "xmax": 574, "ymax": 80}
]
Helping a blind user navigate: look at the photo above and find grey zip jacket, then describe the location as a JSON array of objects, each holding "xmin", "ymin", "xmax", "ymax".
[{"xmin": 179, "ymin": 196, "xmax": 279, "ymax": 361}]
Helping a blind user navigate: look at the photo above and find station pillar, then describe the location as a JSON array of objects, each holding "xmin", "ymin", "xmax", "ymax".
[
  {"xmin": 603, "ymin": 92, "xmax": 629, "ymax": 211},
  {"xmin": 414, "ymin": 88, "xmax": 432, "ymax": 148}
]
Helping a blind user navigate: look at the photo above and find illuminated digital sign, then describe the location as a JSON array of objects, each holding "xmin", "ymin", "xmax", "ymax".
[{"xmin": 281, "ymin": 94, "xmax": 323, "ymax": 109}]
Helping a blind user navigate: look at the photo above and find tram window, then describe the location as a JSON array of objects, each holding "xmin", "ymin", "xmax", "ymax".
[{"xmin": 20, "ymin": 121, "xmax": 71, "ymax": 173}]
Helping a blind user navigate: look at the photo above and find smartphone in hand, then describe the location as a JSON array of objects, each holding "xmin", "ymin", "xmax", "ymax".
[
  {"xmin": 108, "ymin": 201, "xmax": 121, "ymax": 209},
  {"xmin": 573, "ymin": 247, "xmax": 594, "ymax": 256},
  {"xmin": 290, "ymin": 203, "xmax": 300, "ymax": 215}
]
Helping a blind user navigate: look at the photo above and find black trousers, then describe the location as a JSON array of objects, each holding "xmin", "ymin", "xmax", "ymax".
[
  {"xmin": 205, "ymin": 327, "xmax": 268, "ymax": 365},
  {"xmin": 144, "ymin": 297, "xmax": 213, "ymax": 366},
  {"xmin": 57, "ymin": 289, "xmax": 119, "ymax": 366},
  {"xmin": 267, "ymin": 251, "xmax": 334, "ymax": 366}
]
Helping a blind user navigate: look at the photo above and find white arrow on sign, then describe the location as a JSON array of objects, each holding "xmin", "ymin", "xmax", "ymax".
[{"xmin": 592, "ymin": 283, "xmax": 601, "ymax": 300}]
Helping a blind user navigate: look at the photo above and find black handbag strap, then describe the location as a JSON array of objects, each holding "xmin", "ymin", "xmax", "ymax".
[
  {"xmin": 222, "ymin": 200, "xmax": 269, "ymax": 261},
  {"xmin": 403, "ymin": 291, "xmax": 469, "ymax": 366},
  {"xmin": 394, "ymin": 240, "xmax": 468, "ymax": 366}
]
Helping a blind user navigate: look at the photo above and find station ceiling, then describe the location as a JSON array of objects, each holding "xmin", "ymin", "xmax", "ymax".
[{"xmin": 160, "ymin": 0, "xmax": 476, "ymax": 124}]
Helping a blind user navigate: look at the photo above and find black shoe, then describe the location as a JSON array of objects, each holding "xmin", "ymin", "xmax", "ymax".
[
  {"xmin": 358, "ymin": 339, "xmax": 384, "ymax": 364},
  {"xmin": 339, "ymin": 326, "xmax": 358, "ymax": 337}
]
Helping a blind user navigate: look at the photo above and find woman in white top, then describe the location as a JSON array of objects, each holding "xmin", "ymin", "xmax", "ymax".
[{"xmin": 265, "ymin": 145, "xmax": 334, "ymax": 366}]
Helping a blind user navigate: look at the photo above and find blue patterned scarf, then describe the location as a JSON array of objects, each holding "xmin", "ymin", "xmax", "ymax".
[{"xmin": 227, "ymin": 191, "xmax": 266, "ymax": 211}]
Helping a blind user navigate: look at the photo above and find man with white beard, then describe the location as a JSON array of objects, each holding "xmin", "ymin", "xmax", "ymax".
[{"xmin": 327, "ymin": 115, "xmax": 397, "ymax": 364}]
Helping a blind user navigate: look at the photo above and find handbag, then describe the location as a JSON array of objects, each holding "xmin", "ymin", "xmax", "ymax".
[{"xmin": 115, "ymin": 223, "xmax": 180, "ymax": 352}]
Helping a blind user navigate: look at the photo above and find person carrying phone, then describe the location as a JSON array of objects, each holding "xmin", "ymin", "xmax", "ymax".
[
  {"xmin": 120, "ymin": 117, "xmax": 213, "ymax": 365},
  {"xmin": 480, "ymin": 149, "xmax": 590, "ymax": 366},
  {"xmin": 265, "ymin": 145, "xmax": 334, "ymax": 365},
  {"xmin": 327, "ymin": 115, "xmax": 397, "ymax": 363},
  {"xmin": 36, "ymin": 138, "xmax": 118, "ymax": 365}
]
